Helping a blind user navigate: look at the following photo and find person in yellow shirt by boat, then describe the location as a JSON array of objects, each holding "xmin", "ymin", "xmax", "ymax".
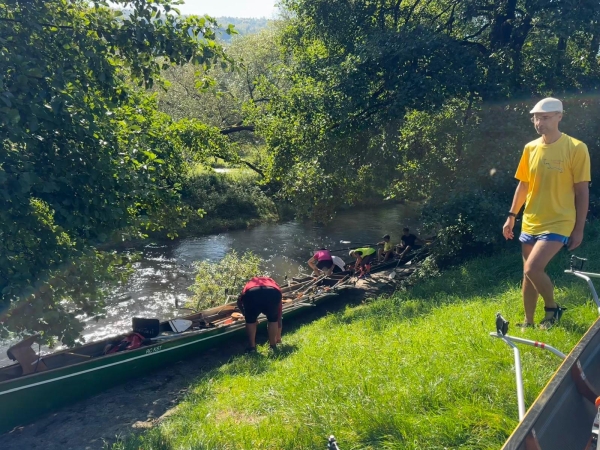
[
  {"xmin": 377, "ymin": 234, "xmax": 394, "ymax": 262},
  {"xmin": 349, "ymin": 247, "xmax": 376, "ymax": 279},
  {"xmin": 502, "ymin": 97, "xmax": 591, "ymax": 330}
]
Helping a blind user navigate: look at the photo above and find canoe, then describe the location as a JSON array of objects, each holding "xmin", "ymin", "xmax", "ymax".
[
  {"xmin": 501, "ymin": 316, "xmax": 600, "ymax": 450},
  {"xmin": 0, "ymin": 274, "xmax": 351, "ymax": 434},
  {"xmin": 342, "ymin": 245, "xmax": 429, "ymax": 275}
]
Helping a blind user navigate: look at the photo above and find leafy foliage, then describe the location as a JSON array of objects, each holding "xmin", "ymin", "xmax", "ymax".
[
  {"xmin": 0, "ymin": 0, "xmax": 232, "ymax": 344},
  {"xmin": 153, "ymin": 25, "xmax": 285, "ymax": 179},
  {"xmin": 407, "ymin": 99, "xmax": 600, "ymax": 264},
  {"xmin": 181, "ymin": 171, "xmax": 278, "ymax": 235},
  {"xmin": 214, "ymin": 17, "xmax": 269, "ymax": 43},
  {"xmin": 246, "ymin": 0, "xmax": 600, "ymax": 218},
  {"xmin": 187, "ymin": 251, "xmax": 263, "ymax": 311}
]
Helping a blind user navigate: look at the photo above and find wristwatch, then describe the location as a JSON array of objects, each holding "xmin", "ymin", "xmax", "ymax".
[{"xmin": 507, "ymin": 212, "xmax": 517, "ymax": 218}]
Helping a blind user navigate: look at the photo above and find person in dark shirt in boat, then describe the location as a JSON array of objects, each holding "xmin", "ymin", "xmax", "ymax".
[
  {"xmin": 237, "ymin": 276, "xmax": 283, "ymax": 353},
  {"xmin": 349, "ymin": 247, "xmax": 376, "ymax": 279},
  {"xmin": 377, "ymin": 234, "xmax": 394, "ymax": 262},
  {"xmin": 397, "ymin": 227, "xmax": 423, "ymax": 259},
  {"xmin": 308, "ymin": 248, "xmax": 334, "ymax": 276}
]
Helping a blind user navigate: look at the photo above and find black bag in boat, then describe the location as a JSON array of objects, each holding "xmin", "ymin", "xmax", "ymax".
[{"xmin": 132, "ymin": 317, "xmax": 160, "ymax": 338}]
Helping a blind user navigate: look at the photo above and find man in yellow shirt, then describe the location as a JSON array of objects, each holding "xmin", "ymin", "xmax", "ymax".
[{"xmin": 503, "ymin": 98, "xmax": 591, "ymax": 329}]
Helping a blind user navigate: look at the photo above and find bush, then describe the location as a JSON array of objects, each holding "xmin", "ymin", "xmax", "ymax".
[
  {"xmin": 180, "ymin": 170, "xmax": 278, "ymax": 235},
  {"xmin": 187, "ymin": 251, "xmax": 263, "ymax": 311}
]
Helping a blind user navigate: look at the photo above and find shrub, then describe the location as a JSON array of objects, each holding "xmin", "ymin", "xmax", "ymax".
[
  {"xmin": 187, "ymin": 250, "xmax": 263, "ymax": 311},
  {"xmin": 180, "ymin": 171, "xmax": 278, "ymax": 234}
]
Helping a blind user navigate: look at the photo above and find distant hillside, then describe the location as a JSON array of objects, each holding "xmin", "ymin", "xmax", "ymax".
[
  {"xmin": 215, "ymin": 17, "xmax": 269, "ymax": 42},
  {"xmin": 118, "ymin": 10, "xmax": 268, "ymax": 43}
]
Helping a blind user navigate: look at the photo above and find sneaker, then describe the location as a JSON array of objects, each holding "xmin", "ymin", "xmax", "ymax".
[
  {"xmin": 516, "ymin": 322, "xmax": 535, "ymax": 331},
  {"xmin": 244, "ymin": 346, "xmax": 257, "ymax": 354}
]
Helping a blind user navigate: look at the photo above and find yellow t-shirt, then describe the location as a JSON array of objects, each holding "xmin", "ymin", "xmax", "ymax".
[
  {"xmin": 515, "ymin": 133, "xmax": 591, "ymax": 236},
  {"xmin": 383, "ymin": 242, "xmax": 393, "ymax": 252}
]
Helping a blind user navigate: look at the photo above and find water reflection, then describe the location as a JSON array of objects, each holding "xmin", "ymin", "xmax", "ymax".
[{"xmin": 1, "ymin": 204, "xmax": 416, "ymax": 366}]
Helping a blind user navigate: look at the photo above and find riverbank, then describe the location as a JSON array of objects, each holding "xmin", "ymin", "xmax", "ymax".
[
  {"xmin": 154, "ymin": 167, "xmax": 408, "ymax": 240},
  {"xmin": 0, "ymin": 274, "xmax": 397, "ymax": 450},
  {"xmin": 105, "ymin": 225, "xmax": 600, "ymax": 450}
]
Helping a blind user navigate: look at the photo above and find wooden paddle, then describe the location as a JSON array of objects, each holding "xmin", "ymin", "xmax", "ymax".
[{"xmin": 296, "ymin": 274, "xmax": 326, "ymax": 298}]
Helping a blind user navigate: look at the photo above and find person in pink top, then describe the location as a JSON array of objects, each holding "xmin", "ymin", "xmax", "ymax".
[{"xmin": 307, "ymin": 248, "xmax": 334, "ymax": 276}]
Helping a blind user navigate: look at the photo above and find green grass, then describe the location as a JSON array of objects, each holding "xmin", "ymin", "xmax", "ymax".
[{"xmin": 111, "ymin": 226, "xmax": 600, "ymax": 450}]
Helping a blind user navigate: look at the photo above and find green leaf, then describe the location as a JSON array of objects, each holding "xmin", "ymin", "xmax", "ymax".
[
  {"xmin": 26, "ymin": 68, "xmax": 44, "ymax": 78},
  {"xmin": 225, "ymin": 24, "xmax": 237, "ymax": 36}
]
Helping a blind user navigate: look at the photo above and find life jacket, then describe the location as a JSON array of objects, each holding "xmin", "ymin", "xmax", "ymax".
[
  {"xmin": 354, "ymin": 247, "xmax": 376, "ymax": 256},
  {"xmin": 241, "ymin": 277, "xmax": 281, "ymax": 296},
  {"xmin": 106, "ymin": 332, "xmax": 146, "ymax": 354}
]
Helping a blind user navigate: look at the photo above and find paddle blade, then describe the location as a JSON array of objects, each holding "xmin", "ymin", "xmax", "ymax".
[{"xmin": 169, "ymin": 319, "xmax": 193, "ymax": 333}]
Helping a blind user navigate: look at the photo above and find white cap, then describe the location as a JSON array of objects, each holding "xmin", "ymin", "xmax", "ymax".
[{"xmin": 530, "ymin": 98, "xmax": 563, "ymax": 114}]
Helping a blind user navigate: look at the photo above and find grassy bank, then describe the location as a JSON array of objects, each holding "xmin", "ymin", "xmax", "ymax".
[{"xmin": 111, "ymin": 225, "xmax": 600, "ymax": 450}]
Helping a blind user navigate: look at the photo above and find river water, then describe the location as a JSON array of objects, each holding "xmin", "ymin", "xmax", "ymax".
[{"xmin": 1, "ymin": 204, "xmax": 416, "ymax": 366}]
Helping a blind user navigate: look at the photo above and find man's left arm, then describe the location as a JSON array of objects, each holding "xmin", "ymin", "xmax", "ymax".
[
  {"xmin": 569, "ymin": 182, "xmax": 589, "ymax": 251},
  {"xmin": 569, "ymin": 144, "xmax": 592, "ymax": 251}
]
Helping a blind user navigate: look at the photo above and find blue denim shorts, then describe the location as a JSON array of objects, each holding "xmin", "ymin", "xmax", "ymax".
[{"xmin": 519, "ymin": 232, "xmax": 569, "ymax": 246}]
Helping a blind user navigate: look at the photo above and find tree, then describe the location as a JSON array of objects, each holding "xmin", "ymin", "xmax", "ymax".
[
  {"xmin": 248, "ymin": 0, "xmax": 600, "ymax": 219},
  {"xmin": 0, "ymin": 0, "xmax": 233, "ymax": 345},
  {"xmin": 154, "ymin": 25, "xmax": 286, "ymax": 175}
]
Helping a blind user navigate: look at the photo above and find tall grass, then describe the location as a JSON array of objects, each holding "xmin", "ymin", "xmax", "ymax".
[{"xmin": 111, "ymin": 225, "xmax": 600, "ymax": 450}]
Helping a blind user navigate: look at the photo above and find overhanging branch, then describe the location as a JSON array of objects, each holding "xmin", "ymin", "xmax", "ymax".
[{"xmin": 219, "ymin": 125, "xmax": 255, "ymax": 135}]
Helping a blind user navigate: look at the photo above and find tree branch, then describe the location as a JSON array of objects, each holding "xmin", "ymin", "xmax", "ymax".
[
  {"xmin": 239, "ymin": 160, "xmax": 264, "ymax": 177},
  {"xmin": 463, "ymin": 23, "xmax": 490, "ymax": 40},
  {"xmin": 459, "ymin": 40, "xmax": 488, "ymax": 54},
  {"xmin": 213, "ymin": 153, "xmax": 264, "ymax": 177},
  {"xmin": 219, "ymin": 125, "xmax": 255, "ymax": 135}
]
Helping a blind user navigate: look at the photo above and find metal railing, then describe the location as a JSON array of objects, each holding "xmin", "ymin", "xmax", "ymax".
[{"xmin": 491, "ymin": 255, "xmax": 599, "ymax": 421}]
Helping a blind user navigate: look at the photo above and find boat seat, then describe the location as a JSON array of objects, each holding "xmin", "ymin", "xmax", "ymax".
[{"xmin": 7, "ymin": 334, "xmax": 48, "ymax": 375}]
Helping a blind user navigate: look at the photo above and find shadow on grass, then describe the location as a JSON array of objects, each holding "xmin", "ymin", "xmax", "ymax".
[
  {"xmin": 271, "ymin": 343, "xmax": 298, "ymax": 358},
  {"xmin": 561, "ymin": 318, "xmax": 596, "ymax": 336}
]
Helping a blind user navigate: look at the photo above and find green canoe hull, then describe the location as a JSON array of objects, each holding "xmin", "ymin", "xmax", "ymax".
[{"xmin": 0, "ymin": 293, "xmax": 338, "ymax": 434}]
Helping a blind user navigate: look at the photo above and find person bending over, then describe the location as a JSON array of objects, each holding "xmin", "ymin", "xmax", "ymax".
[
  {"xmin": 349, "ymin": 247, "xmax": 376, "ymax": 279},
  {"xmin": 237, "ymin": 276, "xmax": 283, "ymax": 353},
  {"xmin": 397, "ymin": 228, "xmax": 423, "ymax": 259},
  {"xmin": 308, "ymin": 248, "xmax": 334, "ymax": 276}
]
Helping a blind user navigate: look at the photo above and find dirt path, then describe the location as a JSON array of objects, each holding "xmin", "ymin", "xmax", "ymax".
[{"xmin": 0, "ymin": 273, "xmax": 401, "ymax": 450}]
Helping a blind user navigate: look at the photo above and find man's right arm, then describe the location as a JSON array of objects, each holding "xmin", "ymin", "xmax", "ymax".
[{"xmin": 503, "ymin": 182, "xmax": 528, "ymax": 240}]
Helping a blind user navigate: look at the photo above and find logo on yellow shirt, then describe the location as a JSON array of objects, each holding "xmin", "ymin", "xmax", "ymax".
[{"xmin": 543, "ymin": 158, "xmax": 564, "ymax": 173}]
